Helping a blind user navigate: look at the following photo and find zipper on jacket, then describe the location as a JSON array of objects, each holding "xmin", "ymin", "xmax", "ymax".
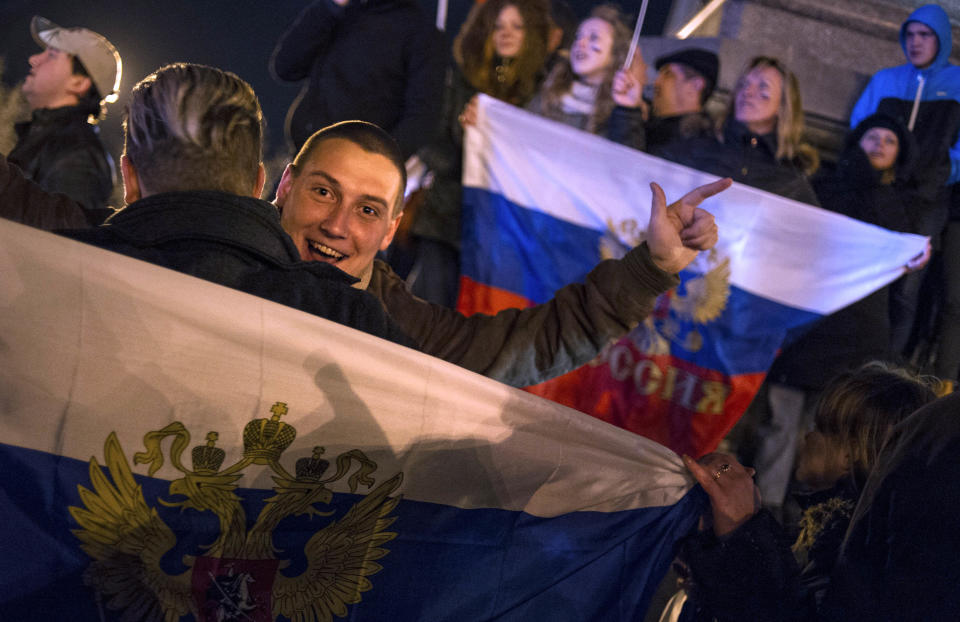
[{"xmin": 908, "ymin": 73, "xmax": 926, "ymax": 131}]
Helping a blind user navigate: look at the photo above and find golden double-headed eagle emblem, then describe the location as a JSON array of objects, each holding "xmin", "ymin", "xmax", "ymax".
[
  {"xmin": 69, "ymin": 402, "xmax": 403, "ymax": 622},
  {"xmin": 601, "ymin": 218, "xmax": 730, "ymax": 353}
]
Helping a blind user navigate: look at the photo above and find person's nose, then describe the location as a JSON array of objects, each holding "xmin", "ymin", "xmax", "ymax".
[{"xmin": 319, "ymin": 203, "xmax": 350, "ymax": 238}]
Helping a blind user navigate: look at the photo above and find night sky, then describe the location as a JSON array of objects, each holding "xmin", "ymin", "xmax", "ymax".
[{"xmin": 0, "ymin": 0, "xmax": 671, "ymax": 164}]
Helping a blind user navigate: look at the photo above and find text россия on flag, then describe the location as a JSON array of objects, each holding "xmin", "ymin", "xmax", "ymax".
[{"xmin": 458, "ymin": 95, "xmax": 928, "ymax": 457}]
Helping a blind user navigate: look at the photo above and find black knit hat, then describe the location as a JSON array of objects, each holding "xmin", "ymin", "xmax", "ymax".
[
  {"xmin": 654, "ymin": 48, "xmax": 719, "ymax": 100},
  {"xmin": 848, "ymin": 113, "xmax": 915, "ymax": 179}
]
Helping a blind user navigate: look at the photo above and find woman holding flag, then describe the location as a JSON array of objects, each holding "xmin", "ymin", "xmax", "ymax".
[
  {"xmin": 525, "ymin": 4, "xmax": 645, "ymax": 149},
  {"xmin": 408, "ymin": 0, "xmax": 551, "ymax": 307}
]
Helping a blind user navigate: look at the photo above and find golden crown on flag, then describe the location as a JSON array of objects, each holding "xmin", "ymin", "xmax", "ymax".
[
  {"xmin": 191, "ymin": 431, "xmax": 226, "ymax": 474},
  {"xmin": 242, "ymin": 401, "xmax": 297, "ymax": 463}
]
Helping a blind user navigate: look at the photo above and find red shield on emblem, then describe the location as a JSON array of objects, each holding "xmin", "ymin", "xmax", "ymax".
[{"xmin": 192, "ymin": 557, "xmax": 279, "ymax": 622}]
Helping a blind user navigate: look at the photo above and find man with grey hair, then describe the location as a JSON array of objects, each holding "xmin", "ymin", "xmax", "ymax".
[
  {"xmin": 8, "ymin": 16, "xmax": 120, "ymax": 223},
  {"xmin": 61, "ymin": 62, "xmax": 411, "ymax": 345}
]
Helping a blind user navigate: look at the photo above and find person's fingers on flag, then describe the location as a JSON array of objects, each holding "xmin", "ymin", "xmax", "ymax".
[
  {"xmin": 683, "ymin": 453, "xmax": 759, "ymax": 536},
  {"xmin": 682, "ymin": 453, "xmax": 721, "ymax": 494}
]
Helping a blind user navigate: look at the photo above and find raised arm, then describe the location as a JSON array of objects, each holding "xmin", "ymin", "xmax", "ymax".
[
  {"xmin": 370, "ymin": 178, "xmax": 729, "ymax": 386},
  {"xmin": 0, "ymin": 154, "xmax": 104, "ymax": 230}
]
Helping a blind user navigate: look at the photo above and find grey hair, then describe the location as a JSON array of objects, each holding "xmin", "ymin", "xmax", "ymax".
[{"xmin": 123, "ymin": 63, "xmax": 262, "ymax": 195}]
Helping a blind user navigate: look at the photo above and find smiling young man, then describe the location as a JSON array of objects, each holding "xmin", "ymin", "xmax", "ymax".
[
  {"xmin": 276, "ymin": 123, "xmax": 405, "ymax": 290},
  {"xmin": 53, "ymin": 64, "xmax": 411, "ymax": 347},
  {"xmin": 275, "ymin": 120, "xmax": 728, "ymax": 387},
  {"xmin": 3, "ymin": 108, "xmax": 726, "ymax": 383},
  {"xmin": 8, "ymin": 16, "xmax": 120, "ymax": 224}
]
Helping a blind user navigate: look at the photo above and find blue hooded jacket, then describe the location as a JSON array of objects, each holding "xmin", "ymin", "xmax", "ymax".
[{"xmin": 850, "ymin": 4, "xmax": 960, "ymax": 199}]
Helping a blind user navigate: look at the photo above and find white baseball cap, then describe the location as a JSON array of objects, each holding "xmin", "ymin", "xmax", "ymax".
[{"xmin": 31, "ymin": 16, "xmax": 122, "ymax": 104}]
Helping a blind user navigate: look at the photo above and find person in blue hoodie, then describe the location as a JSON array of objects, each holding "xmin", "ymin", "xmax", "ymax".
[{"xmin": 849, "ymin": 3, "xmax": 960, "ymax": 355}]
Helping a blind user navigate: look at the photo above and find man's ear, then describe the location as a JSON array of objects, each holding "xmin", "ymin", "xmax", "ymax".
[
  {"xmin": 688, "ymin": 76, "xmax": 706, "ymax": 99},
  {"xmin": 253, "ymin": 163, "xmax": 266, "ymax": 199},
  {"xmin": 379, "ymin": 211, "xmax": 403, "ymax": 252},
  {"xmin": 66, "ymin": 74, "xmax": 93, "ymax": 100},
  {"xmin": 274, "ymin": 163, "xmax": 296, "ymax": 207},
  {"xmin": 120, "ymin": 155, "xmax": 141, "ymax": 204}
]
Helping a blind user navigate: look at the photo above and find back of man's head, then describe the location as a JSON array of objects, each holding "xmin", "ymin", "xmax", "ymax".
[
  {"xmin": 123, "ymin": 63, "xmax": 263, "ymax": 197},
  {"xmin": 292, "ymin": 120, "xmax": 407, "ymax": 215}
]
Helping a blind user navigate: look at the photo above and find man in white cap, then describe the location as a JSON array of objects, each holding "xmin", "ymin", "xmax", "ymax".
[{"xmin": 8, "ymin": 16, "xmax": 121, "ymax": 224}]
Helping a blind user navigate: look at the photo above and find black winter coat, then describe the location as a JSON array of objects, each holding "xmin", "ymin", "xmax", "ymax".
[
  {"xmin": 7, "ymin": 105, "xmax": 114, "ymax": 220},
  {"xmin": 656, "ymin": 119, "xmax": 819, "ymax": 206},
  {"xmin": 410, "ymin": 67, "xmax": 476, "ymax": 247},
  {"xmin": 767, "ymin": 146, "xmax": 912, "ymax": 389},
  {"xmin": 679, "ymin": 479, "xmax": 859, "ymax": 622},
  {"xmin": 60, "ymin": 191, "xmax": 413, "ymax": 347},
  {"xmin": 645, "ymin": 111, "xmax": 715, "ymax": 155},
  {"xmin": 271, "ymin": 0, "xmax": 445, "ymax": 158}
]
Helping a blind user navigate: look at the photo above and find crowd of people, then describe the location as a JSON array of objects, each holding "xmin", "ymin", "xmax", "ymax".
[{"xmin": 2, "ymin": 2, "xmax": 960, "ymax": 620}]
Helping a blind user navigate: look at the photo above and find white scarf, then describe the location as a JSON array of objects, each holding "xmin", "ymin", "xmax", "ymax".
[{"xmin": 560, "ymin": 80, "xmax": 598, "ymax": 116}]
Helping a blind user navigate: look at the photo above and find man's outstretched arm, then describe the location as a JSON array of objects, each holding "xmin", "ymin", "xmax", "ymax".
[
  {"xmin": 371, "ymin": 177, "xmax": 731, "ymax": 387},
  {"xmin": 0, "ymin": 155, "xmax": 97, "ymax": 230}
]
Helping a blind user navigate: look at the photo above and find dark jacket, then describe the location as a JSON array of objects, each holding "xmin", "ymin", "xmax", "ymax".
[
  {"xmin": 7, "ymin": 105, "xmax": 114, "ymax": 221},
  {"xmin": 767, "ymin": 128, "xmax": 917, "ymax": 389},
  {"xmin": 679, "ymin": 479, "xmax": 859, "ymax": 622},
  {"xmin": 61, "ymin": 191, "xmax": 412, "ymax": 347},
  {"xmin": 411, "ymin": 67, "xmax": 476, "ymax": 246},
  {"xmin": 271, "ymin": 0, "xmax": 445, "ymax": 158},
  {"xmin": 683, "ymin": 393, "xmax": 960, "ymax": 622},
  {"xmin": 646, "ymin": 111, "xmax": 715, "ymax": 155},
  {"xmin": 656, "ymin": 119, "xmax": 820, "ymax": 206},
  {"xmin": 368, "ymin": 242, "xmax": 678, "ymax": 387},
  {"xmin": 1, "ymin": 154, "xmax": 106, "ymax": 230},
  {"xmin": 822, "ymin": 392, "xmax": 960, "ymax": 621}
]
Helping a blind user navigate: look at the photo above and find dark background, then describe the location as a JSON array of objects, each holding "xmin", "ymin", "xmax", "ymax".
[{"xmin": 0, "ymin": 0, "xmax": 672, "ymax": 165}]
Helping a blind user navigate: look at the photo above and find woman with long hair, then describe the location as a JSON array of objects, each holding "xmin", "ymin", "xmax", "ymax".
[
  {"xmin": 656, "ymin": 55, "xmax": 819, "ymax": 205},
  {"xmin": 674, "ymin": 363, "xmax": 937, "ymax": 621},
  {"xmin": 455, "ymin": 0, "xmax": 551, "ymax": 106},
  {"xmin": 406, "ymin": 0, "xmax": 551, "ymax": 307},
  {"xmin": 525, "ymin": 4, "xmax": 644, "ymax": 147}
]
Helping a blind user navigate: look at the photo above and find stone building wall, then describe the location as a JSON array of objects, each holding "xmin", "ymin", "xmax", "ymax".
[{"xmin": 639, "ymin": 0, "xmax": 960, "ymax": 158}]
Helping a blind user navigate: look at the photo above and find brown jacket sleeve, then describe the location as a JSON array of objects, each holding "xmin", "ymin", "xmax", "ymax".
[
  {"xmin": 0, "ymin": 155, "xmax": 108, "ymax": 230},
  {"xmin": 367, "ymin": 244, "xmax": 679, "ymax": 387}
]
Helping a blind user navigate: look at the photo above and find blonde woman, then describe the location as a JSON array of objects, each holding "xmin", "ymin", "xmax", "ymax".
[{"xmin": 656, "ymin": 56, "xmax": 819, "ymax": 205}]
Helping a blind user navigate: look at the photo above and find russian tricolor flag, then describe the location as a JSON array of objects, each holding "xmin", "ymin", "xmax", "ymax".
[
  {"xmin": 459, "ymin": 95, "xmax": 927, "ymax": 457},
  {"xmin": 0, "ymin": 217, "xmax": 703, "ymax": 621}
]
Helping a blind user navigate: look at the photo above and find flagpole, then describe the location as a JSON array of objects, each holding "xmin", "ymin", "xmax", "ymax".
[
  {"xmin": 436, "ymin": 0, "xmax": 448, "ymax": 31},
  {"xmin": 624, "ymin": 0, "xmax": 650, "ymax": 69}
]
